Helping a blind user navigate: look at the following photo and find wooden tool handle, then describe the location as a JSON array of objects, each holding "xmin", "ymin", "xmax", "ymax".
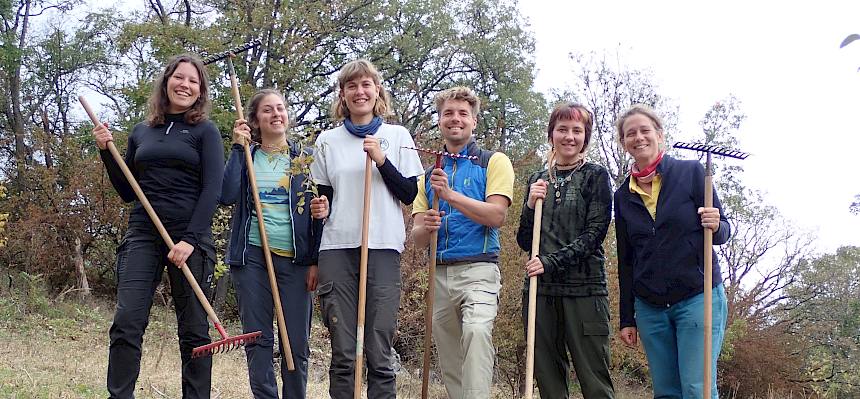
[
  {"xmin": 228, "ymin": 59, "xmax": 295, "ymax": 371},
  {"xmin": 79, "ymin": 96, "xmax": 223, "ymax": 332},
  {"xmin": 703, "ymin": 156, "xmax": 714, "ymax": 399},
  {"xmin": 524, "ymin": 197, "xmax": 543, "ymax": 399},
  {"xmin": 421, "ymin": 157, "xmax": 442, "ymax": 398},
  {"xmin": 354, "ymin": 154, "xmax": 373, "ymax": 399}
]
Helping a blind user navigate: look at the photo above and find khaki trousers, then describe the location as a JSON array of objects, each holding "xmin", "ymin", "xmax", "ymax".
[{"xmin": 432, "ymin": 262, "xmax": 501, "ymax": 399}]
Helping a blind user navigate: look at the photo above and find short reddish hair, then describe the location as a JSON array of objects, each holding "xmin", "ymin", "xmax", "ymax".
[{"xmin": 547, "ymin": 103, "xmax": 593, "ymax": 153}]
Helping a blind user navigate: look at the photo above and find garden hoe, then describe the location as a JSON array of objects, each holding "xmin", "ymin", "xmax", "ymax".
[
  {"xmin": 203, "ymin": 39, "xmax": 295, "ymax": 371},
  {"xmin": 78, "ymin": 95, "xmax": 261, "ymax": 358},
  {"xmin": 673, "ymin": 141, "xmax": 748, "ymax": 398}
]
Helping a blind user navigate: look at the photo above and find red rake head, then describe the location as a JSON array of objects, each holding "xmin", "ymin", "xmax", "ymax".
[
  {"xmin": 191, "ymin": 330, "xmax": 262, "ymax": 358},
  {"xmin": 401, "ymin": 146, "xmax": 478, "ymax": 168}
]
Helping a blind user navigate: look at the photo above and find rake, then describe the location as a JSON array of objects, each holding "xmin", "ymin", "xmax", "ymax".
[
  {"xmin": 203, "ymin": 40, "xmax": 296, "ymax": 371},
  {"xmin": 401, "ymin": 145, "xmax": 476, "ymax": 399},
  {"xmin": 79, "ymin": 95, "xmax": 261, "ymax": 357},
  {"xmin": 673, "ymin": 141, "xmax": 748, "ymax": 398}
]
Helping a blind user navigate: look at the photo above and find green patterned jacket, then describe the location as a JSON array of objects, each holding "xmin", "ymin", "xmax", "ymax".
[{"xmin": 516, "ymin": 162, "xmax": 613, "ymax": 297}]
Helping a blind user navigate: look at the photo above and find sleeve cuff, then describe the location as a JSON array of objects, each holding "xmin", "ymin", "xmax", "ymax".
[
  {"xmin": 538, "ymin": 254, "xmax": 555, "ymax": 275},
  {"xmin": 179, "ymin": 233, "xmax": 199, "ymax": 248}
]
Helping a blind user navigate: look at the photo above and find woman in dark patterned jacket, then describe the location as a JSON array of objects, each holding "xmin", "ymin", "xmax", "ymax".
[{"xmin": 516, "ymin": 103, "xmax": 615, "ymax": 399}]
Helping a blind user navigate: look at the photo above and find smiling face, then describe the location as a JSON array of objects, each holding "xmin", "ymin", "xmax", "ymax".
[
  {"xmin": 621, "ymin": 113, "xmax": 665, "ymax": 165},
  {"xmin": 550, "ymin": 118, "xmax": 586, "ymax": 162},
  {"xmin": 165, "ymin": 62, "xmax": 201, "ymax": 114},
  {"xmin": 253, "ymin": 94, "xmax": 289, "ymax": 139},
  {"xmin": 438, "ymin": 99, "xmax": 477, "ymax": 147},
  {"xmin": 341, "ymin": 75, "xmax": 380, "ymax": 124}
]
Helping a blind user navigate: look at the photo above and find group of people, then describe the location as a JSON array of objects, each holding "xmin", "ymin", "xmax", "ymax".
[{"xmin": 93, "ymin": 53, "xmax": 730, "ymax": 399}]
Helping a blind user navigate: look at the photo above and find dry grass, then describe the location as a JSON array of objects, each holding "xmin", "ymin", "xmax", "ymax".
[
  {"xmin": 0, "ymin": 294, "xmax": 451, "ymax": 398},
  {"xmin": 0, "ymin": 290, "xmax": 650, "ymax": 398}
]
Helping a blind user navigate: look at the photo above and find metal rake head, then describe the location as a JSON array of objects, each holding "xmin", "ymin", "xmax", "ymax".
[
  {"xmin": 673, "ymin": 141, "xmax": 749, "ymax": 160},
  {"xmin": 201, "ymin": 39, "xmax": 262, "ymax": 65},
  {"xmin": 191, "ymin": 331, "xmax": 262, "ymax": 358},
  {"xmin": 401, "ymin": 146, "xmax": 478, "ymax": 160}
]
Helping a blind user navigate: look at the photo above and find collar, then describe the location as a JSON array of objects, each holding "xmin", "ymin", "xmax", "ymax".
[{"xmin": 165, "ymin": 113, "xmax": 186, "ymax": 123}]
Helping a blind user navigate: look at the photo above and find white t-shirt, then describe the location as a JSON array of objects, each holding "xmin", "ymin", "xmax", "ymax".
[{"xmin": 311, "ymin": 123, "xmax": 424, "ymax": 252}]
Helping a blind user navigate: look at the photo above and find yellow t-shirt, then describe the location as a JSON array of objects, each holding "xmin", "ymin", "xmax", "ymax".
[
  {"xmin": 412, "ymin": 152, "xmax": 514, "ymax": 214},
  {"xmin": 629, "ymin": 174, "xmax": 662, "ymax": 220}
]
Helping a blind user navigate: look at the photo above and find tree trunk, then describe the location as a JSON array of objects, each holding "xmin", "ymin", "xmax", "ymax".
[
  {"xmin": 41, "ymin": 110, "xmax": 53, "ymax": 169},
  {"xmin": 74, "ymin": 237, "xmax": 90, "ymax": 299},
  {"xmin": 212, "ymin": 270, "xmax": 232, "ymax": 314}
]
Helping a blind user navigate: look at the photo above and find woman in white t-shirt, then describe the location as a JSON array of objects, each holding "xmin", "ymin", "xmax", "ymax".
[{"xmin": 309, "ymin": 59, "xmax": 424, "ymax": 399}]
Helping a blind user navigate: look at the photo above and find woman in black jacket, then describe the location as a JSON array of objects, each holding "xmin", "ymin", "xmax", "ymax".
[
  {"xmin": 614, "ymin": 104, "xmax": 730, "ymax": 398},
  {"xmin": 91, "ymin": 54, "xmax": 223, "ymax": 399},
  {"xmin": 517, "ymin": 103, "xmax": 615, "ymax": 398}
]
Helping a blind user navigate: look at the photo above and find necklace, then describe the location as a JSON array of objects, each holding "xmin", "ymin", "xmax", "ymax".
[
  {"xmin": 550, "ymin": 160, "xmax": 584, "ymax": 203},
  {"xmin": 260, "ymin": 141, "xmax": 289, "ymax": 154}
]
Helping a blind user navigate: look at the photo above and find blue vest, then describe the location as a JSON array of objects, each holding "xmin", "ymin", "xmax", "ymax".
[{"xmin": 424, "ymin": 140, "xmax": 498, "ymax": 264}]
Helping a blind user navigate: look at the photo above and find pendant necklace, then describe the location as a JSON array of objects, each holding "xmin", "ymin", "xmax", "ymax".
[{"xmin": 550, "ymin": 160, "xmax": 584, "ymax": 204}]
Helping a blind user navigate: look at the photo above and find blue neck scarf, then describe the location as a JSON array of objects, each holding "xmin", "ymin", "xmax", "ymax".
[{"xmin": 344, "ymin": 116, "xmax": 383, "ymax": 138}]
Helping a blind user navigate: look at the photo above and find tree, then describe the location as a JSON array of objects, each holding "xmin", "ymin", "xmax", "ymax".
[
  {"xmin": 692, "ymin": 96, "xmax": 816, "ymax": 395},
  {"xmin": 1, "ymin": 0, "xmax": 82, "ymax": 186},
  {"xmin": 784, "ymin": 246, "xmax": 860, "ymax": 396},
  {"xmin": 560, "ymin": 51, "xmax": 679, "ymax": 189}
]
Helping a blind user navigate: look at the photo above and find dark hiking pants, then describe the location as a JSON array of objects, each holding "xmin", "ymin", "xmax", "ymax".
[
  {"xmin": 107, "ymin": 228, "xmax": 215, "ymax": 399},
  {"xmin": 316, "ymin": 248, "xmax": 401, "ymax": 399}
]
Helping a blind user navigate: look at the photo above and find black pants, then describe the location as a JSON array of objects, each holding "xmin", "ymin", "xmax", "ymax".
[
  {"xmin": 316, "ymin": 248, "xmax": 401, "ymax": 399},
  {"xmin": 107, "ymin": 228, "xmax": 215, "ymax": 399}
]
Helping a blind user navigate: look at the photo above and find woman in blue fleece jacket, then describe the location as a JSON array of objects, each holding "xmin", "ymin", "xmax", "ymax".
[
  {"xmin": 614, "ymin": 104, "xmax": 730, "ymax": 398},
  {"xmin": 220, "ymin": 89, "xmax": 323, "ymax": 398}
]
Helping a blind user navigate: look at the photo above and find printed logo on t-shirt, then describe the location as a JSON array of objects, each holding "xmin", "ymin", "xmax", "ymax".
[
  {"xmin": 464, "ymin": 177, "xmax": 471, "ymax": 186},
  {"xmin": 378, "ymin": 137, "xmax": 390, "ymax": 151},
  {"xmin": 180, "ymin": 129, "xmax": 190, "ymax": 134}
]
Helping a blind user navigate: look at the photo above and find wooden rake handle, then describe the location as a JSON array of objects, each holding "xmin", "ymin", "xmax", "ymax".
[
  {"xmin": 78, "ymin": 96, "xmax": 225, "ymax": 335},
  {"xmin": 421, "ymin": 154, "xmax": 442, "ymax": 399},
  {"xmin": 226, "ymin": 60, "xmax": 295, "ymax": 371},
  {"xmin": 703, "ymin": 153, "xmax": 714, "ymax": 399},
  {"xmin": 354, "ymin": 154, "xmax": 373, "ymax": 399},
  {"xmin": 524, "ymin": 198, "xmax": 543, "ymax": 399}
]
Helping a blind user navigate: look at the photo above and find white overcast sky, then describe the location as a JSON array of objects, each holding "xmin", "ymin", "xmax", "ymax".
[{"xmin": 519, "ymin": 0, "xmax": 860, "ymax": 252}]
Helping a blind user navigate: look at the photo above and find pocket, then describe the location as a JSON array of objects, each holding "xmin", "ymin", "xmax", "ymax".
[
  {"xmin": 463, "ymin": 289, "xmax": 499, "ymax": 325},
  {"xmin": 316, "ymin": 281, "xmax": 337, "ymax": 329},
  {"xmin": 372, "ymin": 284, "xmax": 401, "ymax": 332},
  {"xmin": 582, "ymin": 321, "xmax": 610, "ymax": 336}
]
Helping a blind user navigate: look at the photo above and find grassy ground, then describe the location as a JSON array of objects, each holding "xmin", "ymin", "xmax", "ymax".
[{"xmin": 0, "ymin": 287, "xmax": 648, "ymax": 398}]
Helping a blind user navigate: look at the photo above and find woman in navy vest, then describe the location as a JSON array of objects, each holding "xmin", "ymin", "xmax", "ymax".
[
  {"xmin": 614, "ymin": 104, "xmax": 730, "ymax": 398},
  {"xmin": 221, "ymin": 89, "xmax": 323, "ymax": 398}
]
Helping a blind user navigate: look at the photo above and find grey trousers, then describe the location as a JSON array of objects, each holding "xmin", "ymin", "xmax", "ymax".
[{"xmin": 316, "ymin": 248, "xmax": 401, "ymax": 399}]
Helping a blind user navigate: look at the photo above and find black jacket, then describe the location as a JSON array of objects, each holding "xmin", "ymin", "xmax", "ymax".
[
  {"xmin": 100, "ymin": 113, "xmax": 224, "ymax": 247},
  {"xmin": 614, "ymin": 155, "xmax": 731, "ymax": 329}
]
